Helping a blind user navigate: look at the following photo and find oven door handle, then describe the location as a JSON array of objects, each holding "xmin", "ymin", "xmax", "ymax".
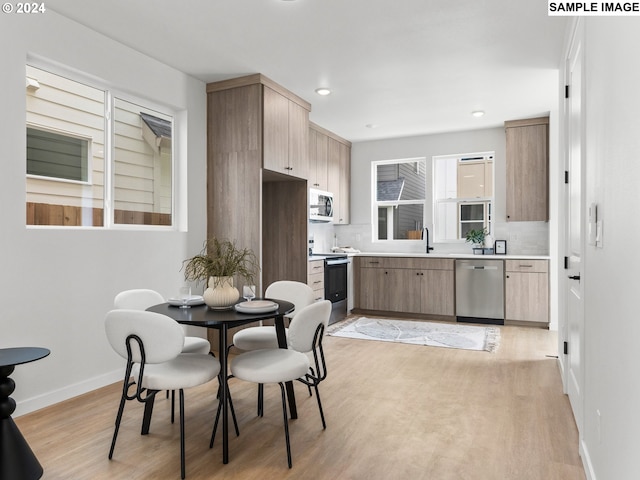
[{"xmin": 325, "ymin": 259, "xmax": 350, "ymax": 266}]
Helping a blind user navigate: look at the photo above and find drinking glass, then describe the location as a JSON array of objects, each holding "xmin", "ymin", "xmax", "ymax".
[
  {"xmin": 179, "ymin": 286, "xmax": 191, "ymax": 309},
  {"xmin": 243, "ymin": 285, "xmax": 256, "ymax": 302}
]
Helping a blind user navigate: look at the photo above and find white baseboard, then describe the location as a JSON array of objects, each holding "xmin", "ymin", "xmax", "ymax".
[
  {"xmin": 580, "ymin": 437, "xmax": 597, "ymax": 480},
  {"xmin": 14, "ymin": 369, "xmax": 122, "ymax": 417}
]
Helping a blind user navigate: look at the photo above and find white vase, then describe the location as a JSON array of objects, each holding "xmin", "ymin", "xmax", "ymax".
[{"xmin": 203, "ymin": 276, "xmax": 239, "ymax": 309}]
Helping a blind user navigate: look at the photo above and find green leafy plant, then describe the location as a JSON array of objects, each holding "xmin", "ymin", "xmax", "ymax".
[
  {"xmin": 182, "ymin": 237, "xmax": 259, "ymax": 287},
  {"xmin": 464, "ymin": 228, "xmax": 487, "ymax": 246}
]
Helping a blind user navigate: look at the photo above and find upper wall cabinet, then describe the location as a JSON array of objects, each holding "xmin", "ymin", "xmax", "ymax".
[
  {"xmin": 310, "ymin": 122, "xmax": 351, "ymax": 224},
  {"xmin": 308, "ymin": 126, "xmax": 328, "ymax": 191},
  {"xmin": 263, "ymin": 86, "xmax": 310, "ymax": 179},
  {"xmin": 504, "ymin": 116, "xmax": 549, "ymax": 222}
]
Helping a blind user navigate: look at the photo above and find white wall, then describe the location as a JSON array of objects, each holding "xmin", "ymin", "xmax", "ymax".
[
  {"xmin": 576, "ymin": 18, "xmax": 640, "ymax": 480},
  {"xmin": 338, "ymin": 127, "xmax": 550, "ymax": 256},
  {"xmin": 0, "ymin": 12, "xmax": 207, "ymax": 415}
]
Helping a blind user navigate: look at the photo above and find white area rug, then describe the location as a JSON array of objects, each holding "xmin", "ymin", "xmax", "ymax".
[{"xmin": 328, "ymin": 317, "xmax": 500, "ymax": 353}]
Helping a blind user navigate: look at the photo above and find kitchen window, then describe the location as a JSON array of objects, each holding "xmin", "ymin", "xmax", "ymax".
[
  {"xmin": 433, "ymin": 152, "xmax": 494, "ymax": 242},
  {"xmin": 26, "ymin": 64, "xmax": 174, "ymax": 228},
  {"xmin": 372, "ymin": 158, "xmax": 426, "ymax": 241}
]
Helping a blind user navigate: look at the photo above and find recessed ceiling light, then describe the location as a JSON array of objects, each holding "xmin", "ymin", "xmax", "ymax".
[
  {"xmin": 472, "ymin": 110, "xmax": 485, "ymax": 118},
  {"xmin": 365, "ymin": 124, "xmax": 379, "ymax": 129},
  {"xmin": 315, "ymin": 88, "xmax": 332, "ymax": 96}
]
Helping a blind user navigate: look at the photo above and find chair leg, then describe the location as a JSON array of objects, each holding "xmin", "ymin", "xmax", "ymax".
[
  {"xmin": 108, "ymin": 392, "xmax": 127, "ymax": 459},
  {"xmin": 314, "ymin": 385, "xmax": 326, "ymax": 429},
  {"xmin": 278, "ymin": 383, "xmax": 292, "ymax": 468},
  {"xmin": 257, "ymin": 383, "xmax": 264, "ymax": 417},
  {"xmin": 179, "ymin": 389, "xmax": 186, "ymax": 479},
  {"xmin": 171, "ymin": 390, "xmax": 176, "ymax": 424}
]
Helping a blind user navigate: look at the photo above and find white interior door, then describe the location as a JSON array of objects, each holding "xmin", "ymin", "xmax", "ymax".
[{"xmin": 565, "ymin": 20, "xmax": 584, "ymax": 434}]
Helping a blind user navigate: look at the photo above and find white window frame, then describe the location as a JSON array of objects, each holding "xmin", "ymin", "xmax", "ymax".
[
  {"xmin": 25, "ymin": 61, "xmax": 177, "ymax": 231},
  {"xmin": 371, "ymin": 157, "xmax": 427, "ymax": 242}
]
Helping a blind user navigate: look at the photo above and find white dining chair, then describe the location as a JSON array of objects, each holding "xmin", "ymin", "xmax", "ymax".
[
  {"xmin": 114, "ymin": 289, "xmax": 211, "ymax": 355},
  {"xmin": 231, "ymin": 281, "xmax": 316, "ymax": 351},
  {"xmin": 104, "ymin": 309, "xmax": 220, "ymax": 479},
  {"xmin": 230, "ymin": 280, "xmax": 316, "ymax": 415},
  {"xmin": 226, "ymin": 300, "xmax": 331, "ymax": 468}
]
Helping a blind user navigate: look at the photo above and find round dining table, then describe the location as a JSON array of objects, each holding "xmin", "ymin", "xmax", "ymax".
[{"xmin": 147, "ymin": 299, "xmax": 294, "ymax": 465}]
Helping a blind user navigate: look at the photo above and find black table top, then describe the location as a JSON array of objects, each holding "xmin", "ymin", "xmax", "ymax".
[
  {"xmin": 147, "ymin": 298, "xmax": 295, "ymax": 329},
  {"xmin": 0, "ymin": 347, "xmax": 50, "ymax": 368}
]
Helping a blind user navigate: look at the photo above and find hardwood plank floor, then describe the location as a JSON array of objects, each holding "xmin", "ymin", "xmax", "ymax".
[{"xmin": 16, "ymin": 323, "xmax": 585, "ymax": 480}]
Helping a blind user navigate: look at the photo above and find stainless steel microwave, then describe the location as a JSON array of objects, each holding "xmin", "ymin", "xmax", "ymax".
[{"xmin": 309, "ymin": 188, "xmax": 334, "ymax": 222}]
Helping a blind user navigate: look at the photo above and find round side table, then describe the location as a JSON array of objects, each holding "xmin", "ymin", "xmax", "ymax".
[{"xmin": 0, "ymin": 347, "xmax": 50, "ymax": 480}]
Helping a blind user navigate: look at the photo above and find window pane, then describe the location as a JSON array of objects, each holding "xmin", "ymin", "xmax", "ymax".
[
  {"xmin": 378, "ymin": 207, "xmax": 388, "ymax": 240},
  {"xmin": 27, "ymin": 128, "xmax": 88, "ymax": 181},
  {"xmin": 460, "ymin": 222, "xmax": 485, "ymax": 238},
  {"xmin": 376, "ymin": 160, "xmax": 426, "ymax": 202},
  {"xmin": 460, "ymin": 203, "xmax": 485, "ymax": 221},
  {"xmin": 26, "ymin": 65, "xmax": 105, "ymax": 226},
  {"xmin": 377, "ymin": 204, "xmax": 424, "ymax": 240},
  {"xmin": 113, "ymin": 99, "xmax": 173, "ymax": 226}
]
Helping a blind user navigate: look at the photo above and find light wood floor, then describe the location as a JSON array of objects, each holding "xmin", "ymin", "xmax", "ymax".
[{"xmin": 17, "ymin": 323, "xmax": 586, "ymax": 480}]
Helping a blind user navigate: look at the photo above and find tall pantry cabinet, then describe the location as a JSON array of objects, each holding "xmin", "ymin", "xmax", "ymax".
[{"xmin": 206, "ymin": 74, "xmax": 310, "ymax": 309}]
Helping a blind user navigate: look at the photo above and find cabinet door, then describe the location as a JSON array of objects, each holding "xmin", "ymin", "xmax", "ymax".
[
  {"xmin": 421, "ymin": 269, "xmax": 455, "ymax": 316},
  {"xmin": 505, "ymin": 272, "xmax": 549, "ymax": 322},
  {"xmin": 337, "ymin": 142, "xmax": 350, "ymax": 224},
  {"xmin": 505, "ymin": 121, "xmax": 548, "ymax": 221},
  {"xmin": 288, "ymin": 100, "xmax": 309, "ymax": 179},
  {"xmin": 263, "ymin": 86, "xmax": 289, "ymax": 174},
  {"xmin": 309, "ymin": 128, "xmax": 328, "ymax": 190},
  {"xmin": 327, "ymin": 137, "xmax": 340, "ymax": 196},
  {"xmin": 359, "ymin": 268, "xmax": 390, "ymax": 311}
]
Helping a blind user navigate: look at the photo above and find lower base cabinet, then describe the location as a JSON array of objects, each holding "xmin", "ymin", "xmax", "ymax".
[
  {"xmin": 356, "ymin": 257, "xmax": 454, "ymax": 317},
  {"xmin": 504, "ymin": 260, "xmax": 549, "ymax": 324}
]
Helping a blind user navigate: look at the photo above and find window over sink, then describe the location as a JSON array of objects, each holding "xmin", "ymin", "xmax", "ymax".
[{"xmin": 372, "ymin": 158, "xmax": 426, "ymax": 241}]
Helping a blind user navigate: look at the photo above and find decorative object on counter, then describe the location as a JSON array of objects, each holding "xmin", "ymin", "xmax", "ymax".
[
  {"xmin": 328, "ymin": 317, "xmax": 499, "ymax": 353},
  {"xmin": 494, "ymin": 240, "xmax": 507, "ymax": 255},
  {"xmin": 465, "ymin": 228, "xmax": 487, "ymax": 254},
  {"xmin": 182, "ymin": 237, "xmax": 259, "ymax": 309}
]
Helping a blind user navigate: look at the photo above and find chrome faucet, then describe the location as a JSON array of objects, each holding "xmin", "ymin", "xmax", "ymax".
[{"xmin": 423, "ymin": 227, "xmax": 434, "ymax": 254}]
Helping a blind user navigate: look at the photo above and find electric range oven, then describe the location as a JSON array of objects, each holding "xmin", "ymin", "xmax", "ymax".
[{"xmin": 311, "ymin": 253, "xmax": 350, "ymax": 324}]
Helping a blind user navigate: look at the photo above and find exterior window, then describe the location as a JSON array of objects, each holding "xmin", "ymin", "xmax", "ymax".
[
  {"xmin": 433, "ymin": 152, "xmax": 494, "ymax": 242},
  {"xmin": 372, "ymin": 158, "xmax": 426, "ymax": 241},
  {"xmin": 25, "ymin": 65, "xmax": 174, "ymax": 228},
  {"xmin": 27, "ymin": 127, "xmax": 89, "ymax": 182}
]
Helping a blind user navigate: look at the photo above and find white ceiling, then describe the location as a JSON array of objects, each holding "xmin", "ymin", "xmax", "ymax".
[{"xmin": 45, "ymin": 0, "xmax": 568, "ymax": 142}]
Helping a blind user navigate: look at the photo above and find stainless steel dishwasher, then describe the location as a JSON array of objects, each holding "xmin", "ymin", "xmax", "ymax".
[{"xmin": 455, "ymin": 259, "xmax": 504, "ymax": 324}]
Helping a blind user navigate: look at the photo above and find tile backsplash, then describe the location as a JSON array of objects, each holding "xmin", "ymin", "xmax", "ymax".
[{"xmin": 326, "ymin": 221, "xmax": 549, "ymax": 256}]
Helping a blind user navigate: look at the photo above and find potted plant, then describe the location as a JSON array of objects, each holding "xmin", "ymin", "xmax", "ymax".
[
  {"xmin": 465, "ymin": 228, "xmax": 487, "ymax": 253},
  {"xmin": 183, "ymin": 237, "xmax": 259, "ymax": 309}
]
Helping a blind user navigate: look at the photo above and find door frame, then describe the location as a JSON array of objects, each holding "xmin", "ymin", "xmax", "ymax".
[{"xmin": 559, "ymin": 17, "xmax": 585, "ymax": 435}]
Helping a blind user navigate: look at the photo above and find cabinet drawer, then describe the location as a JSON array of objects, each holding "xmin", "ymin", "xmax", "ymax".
[
  {"xmin": 505, "ymin": 260, "xmax": 548, "ymax": 273},
  {"xmin": 307, "ymin": 272, "xmax": 324, "ymax": 291},
  {"xmin": 308, "ymin": 260, "xmax": 324, "ymax": 274},
  {"xmin": 358, "ymin": 256, "xmax": 454, "ymax": 271}
]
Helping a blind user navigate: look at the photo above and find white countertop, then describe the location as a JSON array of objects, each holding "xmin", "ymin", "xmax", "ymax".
[{"xmin": 353, "ymin": 252, "xmax": 550, "ymax": 260}]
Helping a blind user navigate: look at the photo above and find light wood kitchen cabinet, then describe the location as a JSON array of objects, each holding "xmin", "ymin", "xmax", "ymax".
[
  {"xmin": 263, "ymin": 86, "xmax": 309, "ymax": 179},
  {"xmin": 327, "ymin": 137, "xmax": 351, "ymax": 224},
  {"xmin": 505, "ymin": 116, "xmax": 549, "ymax": 222},
  {"xmin": 355, "ymin": 256, "xmax": 455, "ymax": 317},
  {"xmin": 206, "ymin": 74, "xmax": 310, "ymax": 348},
  {"xmin": 505, "ymin": 259, "xmax": 549, "ymax": 325},
  {"xmin": 308, "ymin": 126, "xmax": 328, "ymax": 191},
  {"xmin": 308, "ymin": 259, "xmax": 325, "ymax": 302},
  {"xmin": 310, "ymin": 122, "xmax": 351, "ymax": 224}
]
